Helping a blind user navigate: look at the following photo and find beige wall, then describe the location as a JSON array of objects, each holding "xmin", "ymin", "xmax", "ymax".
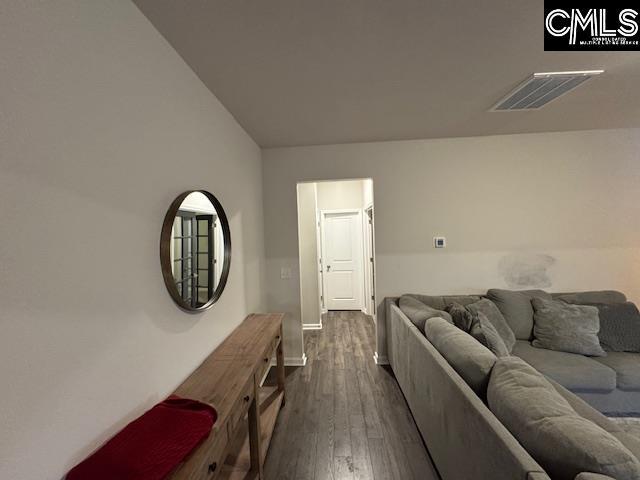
[
  {"xmin": 297, "ymin": 183, "xmax": 321, "ymax": 328},
  {"xmin": 0, "ymin": 2, "xmax": 265, "ymax": 479},
  {"xmin": 263, "ymin": 128, "xmax": 640, "ymax": 361}
]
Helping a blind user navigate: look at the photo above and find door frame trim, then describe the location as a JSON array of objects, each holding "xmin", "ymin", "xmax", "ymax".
[
  {"xmin": 319, "ymin": 208, "xmax": 365, "ymax": 312},
  {"xmin": 363, "ymin": 205, "xmax": 376, "ymax": 316}
]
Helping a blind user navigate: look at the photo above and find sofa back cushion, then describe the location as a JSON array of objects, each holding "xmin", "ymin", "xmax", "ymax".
[
  {"xmin": 424, "ymin": 317, "xmax": 497, "ymax": 399},
  {"xmin": 398, "ymin": 295, "xmax": 452, "ymax": 333},
  {"xmin": 553, "ymin": 291, "xmax": 627, "ymax": 305},
  {"xmin": 486, "ymin": 289, "xmax": 552, "ymax": 340},
  {"xmin": 405, "ymin": 294, "xmax": 481, "ymax": 311},
  {"xmin": 488, "ymin": 356, "xmax": 640, "ymax": 480}
]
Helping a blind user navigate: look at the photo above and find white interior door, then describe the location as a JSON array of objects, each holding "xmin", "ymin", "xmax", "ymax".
[{"xmin": 321, "ymin": 210, "xmax": 364, "ymax": 310}]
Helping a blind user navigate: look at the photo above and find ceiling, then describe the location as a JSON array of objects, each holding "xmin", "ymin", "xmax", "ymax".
[{"xmin": 133, "ymin": 0, "xmax": 640, "ymax": 148}]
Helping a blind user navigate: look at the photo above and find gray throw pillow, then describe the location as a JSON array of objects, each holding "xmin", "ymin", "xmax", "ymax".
[
  {"xmin": 424, "ymin": 317, "xmax": 497, "ymax": 399},
  {"xmin": 468, "ymin": 312, "xmax": 510, "ymax": 357},
  {"xmin": 486, "ymin": 289, "xmax": 552, "ymax": 340},
  {"xmin": 488, "ymin": 356, "xmax": 640, "ymax": 480},
  {"xmin": 579, "ymin": 302, "xmax": 640, "ymax": 353},
  {"xmin": 531, "ymin": 298, "xmax": 606, "ymax": 357},
  {"xmin": 466, "ymin": 298, "xmax": 516, "ymax": 352},
  {"xmin": 443, "ymin": 303, "xmax": 510, "ymax": 357},
  {"xmin": 445, "ymin": 302, "xmax": 474, "ymax": 332}
]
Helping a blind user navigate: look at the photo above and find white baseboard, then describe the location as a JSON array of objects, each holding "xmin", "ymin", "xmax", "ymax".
[
  {"xmin": 303, "ymin": 323, "xmax": 322, "ymax": 330},
  {"xmin": 373, "ymin": 352, "xmax": 389, "ymax": 365}
]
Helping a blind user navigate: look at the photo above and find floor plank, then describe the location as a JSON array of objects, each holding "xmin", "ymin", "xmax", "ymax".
[{"xmin": 263, "ymin": 311, "xmax": 440, "ymax": 480}]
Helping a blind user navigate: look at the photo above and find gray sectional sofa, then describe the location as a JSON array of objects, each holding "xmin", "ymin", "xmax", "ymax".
[
  {"xmin": 386, "ymin": 290, "xmax": 640, "ymax": 480},
  {"xmin": 500, "ymin": 290, "xmax": 640, "ymax": 416}
]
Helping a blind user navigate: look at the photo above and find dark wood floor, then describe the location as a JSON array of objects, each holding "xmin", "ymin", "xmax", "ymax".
[{"xmin": 263, "ymin": 311, "xmax": 440, "ymax": 480}]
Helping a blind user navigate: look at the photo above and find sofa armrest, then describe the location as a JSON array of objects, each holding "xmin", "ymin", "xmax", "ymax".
[{"xmin": 388, "ymin": 302, "xmax": 550, "ymax": 480}]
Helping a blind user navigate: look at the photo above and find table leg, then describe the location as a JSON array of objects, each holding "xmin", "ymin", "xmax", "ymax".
[
  {"xmin": 248, "ymin": 378, "xmax": 263, "ymax": 479},
  {"xmin": 276, "ymin": 326, "xmax": 286, "ymax": 407}
]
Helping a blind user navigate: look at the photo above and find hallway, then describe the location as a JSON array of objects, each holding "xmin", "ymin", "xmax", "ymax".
[{"xmin": 263, "ymin": 311, "xmax": 439, "ymax": 480}]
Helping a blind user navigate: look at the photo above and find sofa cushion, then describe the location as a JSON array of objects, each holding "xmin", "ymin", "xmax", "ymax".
[
  {"xmin": 467, "ymin": 298, "xmax": 516, "ymax": 352},
  {"xmin": 486, "ymin": 289, "xmax": 552, "ymax": 340},
  {"xmin": 512, "ymin": 341, "xmax": 616, "ymax": 392},
  {"xmin": 531, "ymin": 298, "xmax": 606, "ymax": 357},
  {"xmin": 424, "ymin": 317, "xmax": 497, "ymax": 399},
  {"xmin": 398, "ymin": 295, "xmax": 452, "ymax": 333},
  {"xmin": 405, "ymin": 294, "xmax": 447, "ymax": 310},
  {"xmin": 442, "ymin": 295, "xmax": 483, "ymax": 307},
  {"xmin": 405, "ymin": 294, "xmax": 481, "ymax": 311},
  {"xmin": 554, "ymin": 291, "xmax": 627, "ymax": 305},
  {"xmin": 487, "ymin": 356, "xmax": 640, "ymax": 480},
  {"xmin": 594, "ymin": 353, "xmax": 640, "ymax": 391},
  {"xmin": 583, "ymin": 303, "xmax": 640, "ymax": 353},
  {"xmin": 548, "ymin": 378, "xmax": 640, "ymax": 461}
]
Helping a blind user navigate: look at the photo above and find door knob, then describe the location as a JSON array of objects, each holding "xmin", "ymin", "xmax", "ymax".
[{"xmin": 326, "ymin": 265, "xmax": 331, "ymax": 272}]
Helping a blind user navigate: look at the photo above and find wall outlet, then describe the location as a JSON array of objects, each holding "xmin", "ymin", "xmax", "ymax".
[
  {"xmin": 434, "ymin": 236, "xmax": 446, "ymax": 248},
  {"xmin": 280, "ymin": 267, "xmax": 292, "ymax": 279}
]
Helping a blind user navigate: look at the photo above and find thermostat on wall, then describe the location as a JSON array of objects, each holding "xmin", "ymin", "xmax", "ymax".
[{"xmin": 434, "ymin": 236, "xmax": 446, "ymax": 248}]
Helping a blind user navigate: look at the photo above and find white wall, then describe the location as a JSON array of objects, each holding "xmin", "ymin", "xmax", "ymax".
[
  {"xmin": 0, "ymin": 2, "xmax": 265, "ymax": 479},
  {"xmin": 363, "ymin": 178, "xmax": 374, "ymax": 209},
  {"xmin": 263, "ymin": 128, "xmax": 640, "ymax": 361},
  {"xmin": 297, "ymin": 183, "xmax": 320, "ymax": 328},
  {"xmin": 316, "ymin": 179, "xmax": 366, "ymax": 210}
]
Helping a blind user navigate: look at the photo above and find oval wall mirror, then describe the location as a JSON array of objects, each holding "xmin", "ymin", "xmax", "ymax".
[{"xmin": 160, "ymin": 190, "xmax": 231, "ymax": 312}]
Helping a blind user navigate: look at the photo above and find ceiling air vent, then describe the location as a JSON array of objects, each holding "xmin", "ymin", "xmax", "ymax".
[{"xmin": 491, "ymin": 70, "xmax": 603, "ymax": 111}]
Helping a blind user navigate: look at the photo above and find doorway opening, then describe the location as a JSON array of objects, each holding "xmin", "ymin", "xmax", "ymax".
[{"xmin": 296, "ymin": 179, "xmax": 376, "ymax": 332}]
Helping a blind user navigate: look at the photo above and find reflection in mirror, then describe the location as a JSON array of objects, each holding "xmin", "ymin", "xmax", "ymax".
[
  {"xmin": 170, "ymin": 192, "xmax": 225, "ymax": 308},
  {"xmin": 161, "ymin": 190, "xmax": 231, "ymax": 311}
]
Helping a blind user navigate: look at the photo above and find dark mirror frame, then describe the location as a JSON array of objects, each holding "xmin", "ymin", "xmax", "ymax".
[{"xmin": 160, "ymin": 190, "xmax": 231, "ymax": 312}]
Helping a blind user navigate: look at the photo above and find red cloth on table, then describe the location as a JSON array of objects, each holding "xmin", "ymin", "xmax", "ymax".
[{"xmin": 67, "ymin": 396, "xmax": 217, "ymax": 480}]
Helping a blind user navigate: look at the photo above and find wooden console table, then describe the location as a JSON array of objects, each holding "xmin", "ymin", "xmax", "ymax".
[{"xmin": 168, "ymin": 313, "xmax": 285, "ymax": 480}]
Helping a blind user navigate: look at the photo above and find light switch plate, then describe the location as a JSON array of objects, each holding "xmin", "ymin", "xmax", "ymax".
[{"xmin": 434, "ymin": 236, "xmax": 446, "ymax": 248}]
